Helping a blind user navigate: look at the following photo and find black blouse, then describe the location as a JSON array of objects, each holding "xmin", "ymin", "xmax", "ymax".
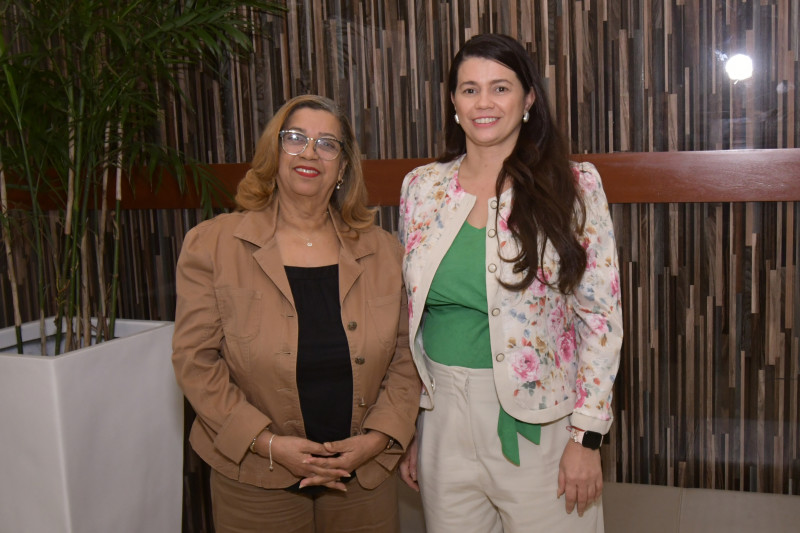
[{"xmin": 284, "ymin": 265, "xmax": 353, "ymax": 444}]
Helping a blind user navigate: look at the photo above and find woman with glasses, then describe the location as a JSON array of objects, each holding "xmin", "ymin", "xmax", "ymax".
[
  {"xmin": 398, "ymin": 34, "xmax": 622, "ymax": 532},
  {"xmin": 173, "ymin": 94, "xmax": 419, "ymax": 532}
]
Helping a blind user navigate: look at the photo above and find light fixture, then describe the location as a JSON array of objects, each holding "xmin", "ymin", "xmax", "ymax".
[{"xmin": 725, "ymin": 54, "xmax": 753, "ymax": 81}]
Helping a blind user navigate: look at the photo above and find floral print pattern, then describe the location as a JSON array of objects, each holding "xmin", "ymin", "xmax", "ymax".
[
  {"xmin": 400, "ymin": 156, "xmax": 623, "ymax": 432},
  {"xmin": 510, "ymin": 346, "xmax": 541, "ymax": 383}
]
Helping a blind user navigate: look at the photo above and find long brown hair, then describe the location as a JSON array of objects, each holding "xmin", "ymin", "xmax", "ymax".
[
  {"xmin": 440, "ymin": 34, "xmax": 586, "ymax": 294},
  {"xmin": 235, "ymin": 94, "xmax": 374, "ymax": 231}
]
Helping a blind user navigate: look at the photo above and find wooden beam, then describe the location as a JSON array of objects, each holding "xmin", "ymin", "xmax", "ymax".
[
  {"xmin": 6, "ymin": 149, "xmax": 800, "ymax": 210},
  {"xmin": 364, "ymin": 149, "xmax": 800, "ymax": 205},
  {"xmin": 571, "ymin": 149, "xmax": 800, "ymax": 203}
]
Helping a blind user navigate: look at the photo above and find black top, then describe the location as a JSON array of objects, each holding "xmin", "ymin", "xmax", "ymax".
[{"xmin": 285, "ymin": 264, "xmax": 353, "ymax": 444}]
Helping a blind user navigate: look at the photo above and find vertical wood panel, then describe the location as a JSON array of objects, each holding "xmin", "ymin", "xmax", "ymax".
[
  {"xmin": 142, "ymin": 0, "xmax": 798, "ymax": 162},
  {"xmin": 2, "ymin": 3, "xmax": 799, "ymax": 530}
]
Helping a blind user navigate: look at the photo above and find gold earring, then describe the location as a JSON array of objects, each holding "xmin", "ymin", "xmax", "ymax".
[{"xmin": 336, "ymin": 178, "xmax": 343, "ymax": 190}]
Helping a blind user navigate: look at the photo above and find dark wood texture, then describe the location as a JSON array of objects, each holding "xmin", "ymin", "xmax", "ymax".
[
  {"xmin": 147, "ymin": 1, "xmax": 799, "ymax": 163},
  {"xmin": 2, "ymin": 2, "xmax": 799, "ymax": 531},
  {"xmin": 3, "ymin": 154, "xmax": 798, "ymax": 499},
  {"xmin": 104, "ymin": 149, "xmax": 800, "ymax": 208}
]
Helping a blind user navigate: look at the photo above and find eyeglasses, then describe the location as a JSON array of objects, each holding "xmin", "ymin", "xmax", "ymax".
[{"xmin": 279, "ymin": 130, "xmax": 344, "ymax": 160}]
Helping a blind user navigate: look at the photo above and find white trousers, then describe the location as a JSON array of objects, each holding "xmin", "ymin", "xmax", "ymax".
[{"xmin": 417, "ymin": 357, "xmax": 604, "ymax": 533}]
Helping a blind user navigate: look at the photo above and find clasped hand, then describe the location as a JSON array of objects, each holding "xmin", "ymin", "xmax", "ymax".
[{"xmin": 272, "ymin": 432, "xmax": 388, "ymax": 491}]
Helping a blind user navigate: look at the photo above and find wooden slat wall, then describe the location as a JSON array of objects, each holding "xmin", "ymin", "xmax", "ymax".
[
  {"xmin": 2, "ymin": 2, "xmax": 800, "ymax": 530},
  {"xmin": 2, "ymin": 155, "xmax": 798, "ymax": 498},
  {"xmin": 610, "ymin": 200, "xmax": 799, "ymax": 493},
  {"xmin": 166, "ymin": 0, "xmax": 799, "ymax": 162}
]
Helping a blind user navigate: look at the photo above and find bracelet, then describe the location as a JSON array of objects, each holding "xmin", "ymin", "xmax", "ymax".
[
  {"xmin": 250, "ymin": 427, "xmax": 270, "ymax": 454},
  {"xmin": 268, "ymin": 434, "xmax": 277, "ymax": 472}
]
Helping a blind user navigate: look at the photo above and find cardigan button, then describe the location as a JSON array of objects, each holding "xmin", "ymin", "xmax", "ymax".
[
  {"xmin": 495, "ymin": 353, "xmax": 505, "ymax": 362},
  {"xmin": 355, "ymin": 357, "xmax": 366, "ymax": 365},
  {"xmin": 487, "ymin": 229, "xmax": 496, "ymax": 237},
  {"xmin": 491, "ymin": 308, "xmax": 500, "ymax": 316},
  {"xmin": 347, "ymin": 321, "xmax": 357, "ymax": 330},
  {"xmin": 488, "ymin": 263, "xmax": 497, "ymax": 273},
  {"xmin": 490, "ymin": 199, "xmax": 498, "ymax": 209}
]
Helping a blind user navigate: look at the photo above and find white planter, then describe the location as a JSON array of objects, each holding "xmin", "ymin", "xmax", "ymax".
[{"xmin": 0, "ymin": 319, "xmax": 183, "ymax": 533}]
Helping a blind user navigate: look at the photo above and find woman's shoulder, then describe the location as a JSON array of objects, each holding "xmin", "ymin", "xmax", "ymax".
[
  {"xmin": 358, "ymin": 223, "xmax": 401, "ymax": 247},
  {"xmin": 178, "ymin": 213, "xmax": 248, "ymax": 267},
  {"xmin": 187, "ymin": 211, "xmax": 244, "ymax": 235},
  {"xmin": 183, "ymin": 212, "xmax": 247, "ymax": 249},
  {"xmin": 569, "ymin": 160, "xmax": 605, "ymax": 193},
  {"xmin": 401, "ymin": 157, "xmax": 461, "ymax": 193},
  {"xmin": 355, "ymin": 224, "xmax": 403, "ymax": 260},
  {"xmin": 569, "ymin": 159, "xmax": 599, "ymax": 177}
]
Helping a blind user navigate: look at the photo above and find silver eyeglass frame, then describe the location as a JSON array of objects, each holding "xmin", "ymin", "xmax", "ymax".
[{"xmin": 279, "ymin": 130, "xmax": 344, "ymax": 160}]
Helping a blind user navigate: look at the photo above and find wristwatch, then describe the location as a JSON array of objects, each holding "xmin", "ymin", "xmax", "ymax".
[{"xmin": 569, "ymin": 427, "xmax": 605, "ymax": 450}]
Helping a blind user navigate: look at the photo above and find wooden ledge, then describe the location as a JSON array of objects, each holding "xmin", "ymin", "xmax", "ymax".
[
  {"xmin": 365, "ymin": 150, "xmax": 800, "ymax": 205},
  {"xmin": 6, "ymin": 149, "xmax": 800, "ymax": 210}
]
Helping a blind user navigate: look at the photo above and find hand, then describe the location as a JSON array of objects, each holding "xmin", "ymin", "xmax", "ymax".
[
  {"xmin": 269, "ymin": 435, "xmax": 351, "ymax": 491},
  {"xmin": 398, "ymin": 434, "xmax": 419, "ymax": 491},
  {"xmin": 557, "ymin": 440, "xmax": 603, "ymax": 516},
  {"xmin": 303, "ymin": 432, "xmax": 388, "ymax": 481}
]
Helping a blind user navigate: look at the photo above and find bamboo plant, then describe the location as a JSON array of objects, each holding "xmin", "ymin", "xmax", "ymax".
[{"xmin": 0, "ymin": 0, "xmax": 285, "ymax": 354}]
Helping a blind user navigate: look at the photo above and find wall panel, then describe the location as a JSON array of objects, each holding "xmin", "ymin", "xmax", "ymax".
[
  {"xmin": 2, "ymin": 3, "xmax": 799, "ymax": 530},
  {"xmin": 160, "ymin": 0, "xmax": 799, "ymax": 163}
]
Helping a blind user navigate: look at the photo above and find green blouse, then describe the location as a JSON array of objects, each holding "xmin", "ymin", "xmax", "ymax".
[
  {"xmin": 423, "ymin": 221, "xmax": 540, "ymax": 465},
  {"xmin": 423, "ymin": 222, "xmax": 491, "ymax": 367}
]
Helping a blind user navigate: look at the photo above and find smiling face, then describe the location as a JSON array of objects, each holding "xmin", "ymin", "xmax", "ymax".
[
  {"xmin": 276, "ymin": 107, "xmax": 346, "ymax": 205},
  {"xmin": 451, "ymin": 56, "xmax": 535, "ymax": 155}
]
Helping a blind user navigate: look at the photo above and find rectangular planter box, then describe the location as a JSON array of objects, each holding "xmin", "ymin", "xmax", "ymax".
[{"xmin": 0, "ymin": 319, "xmax": 182, "ymax": 533}]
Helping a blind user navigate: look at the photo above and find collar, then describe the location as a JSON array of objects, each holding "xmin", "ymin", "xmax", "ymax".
[{"xmin": 232, "ymin": 199, "xmax": 377, "ymax": 261}]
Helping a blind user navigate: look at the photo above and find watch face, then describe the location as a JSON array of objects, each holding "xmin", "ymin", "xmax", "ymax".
[{"xmin": 583, "ymin": 431, "xmax": 604, "ymax": 450}]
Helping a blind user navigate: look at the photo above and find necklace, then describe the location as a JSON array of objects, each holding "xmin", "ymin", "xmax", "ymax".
[
  {"xmin": 288, "ymin": 228, "xmax": 314, "ymax": 247},
  {"xmin": 279, "ymin": 207, "xmax": 330, "ymax": 248}
]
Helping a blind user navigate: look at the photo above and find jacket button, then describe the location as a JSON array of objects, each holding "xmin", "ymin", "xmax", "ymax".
[
  {"xmin": 355, "ymin": 357, "xmax": 366, "ymax": 365},
  {"xmin": 488, "ymin": 264, "xmax": 497, "ymax": 273},
  {"xmin": 495, "ymin": 353, "xmax": 505, "ymax": 362},
  {"xmin": 491, "ymin": 308, "xmax": 500, "ymax": 316},
  {"xmin": 490, "ymin": 199, "xmax": 498, "ymax": 209},
  {"xmin": 487, "ymin": 229, "xmax": 496, "ymax": 237},
  {"xmin": 347, "ymin": 321, "xmax": 357, "ymax": 330}
]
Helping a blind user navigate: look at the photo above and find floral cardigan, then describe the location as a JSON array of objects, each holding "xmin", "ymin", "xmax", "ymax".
[{"xmin": 399, "ymin": 156, "xmax": 623, "ymax": 434}]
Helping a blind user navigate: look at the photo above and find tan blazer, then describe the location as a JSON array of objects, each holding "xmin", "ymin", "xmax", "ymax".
[{"xmin": 172, "ymin": 203, "xmax": 420, "ymax": 490}]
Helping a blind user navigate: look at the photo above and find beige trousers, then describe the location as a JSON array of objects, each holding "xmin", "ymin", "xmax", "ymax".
[
  {"xmin": 417, "ymin": 357, "xmax": 604, "ymax": 533},
  {"xmin": 210, "ymin": 468, "xmax": 399, "ymax": 533}
]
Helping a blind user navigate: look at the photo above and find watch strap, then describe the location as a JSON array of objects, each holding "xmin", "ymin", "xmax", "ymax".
[{"xmin": 568, "ymin": 426, "xmax": 605, "ymax": 450}]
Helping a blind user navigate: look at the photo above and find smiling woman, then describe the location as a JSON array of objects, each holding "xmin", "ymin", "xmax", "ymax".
[
  {"xmin": 171, "ymin": 94, "xmax": 420, "ymax": 533},
  {"xmin": 275, "ymin": 108, "xmax": 346, "ymax": 234},
  {"xmin": 398, "ymin": 34, "xmax": 622, "ymax": 533},
  {"xmin": 451, "ymin": 56, "xmax": 535, "ymax": 161}
]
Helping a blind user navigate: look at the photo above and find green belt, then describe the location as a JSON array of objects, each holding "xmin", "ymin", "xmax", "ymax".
[{"xmin": 497, "ymin": 408, "xmax": 541, "ymax": 465}]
